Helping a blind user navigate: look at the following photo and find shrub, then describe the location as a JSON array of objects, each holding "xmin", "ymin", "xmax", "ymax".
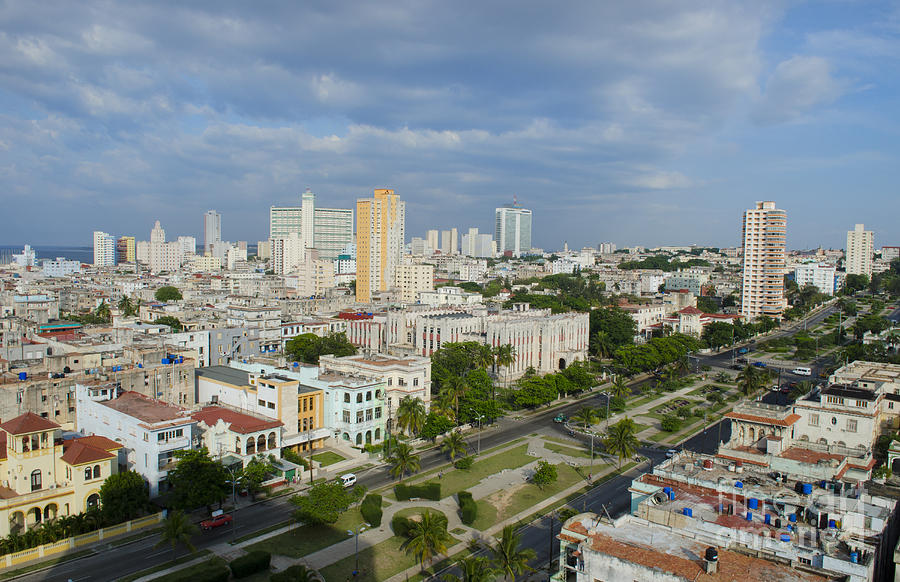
[
  {"xmin": 676, "ymin": 405, "xmax": 693, "ymax": 418},
  {"xmin": 270, "ymin": 565, "xmax": 321, "ymax": 582},
  {"xmin": 458, "ymin": 491, "xmax": 477, "ymax": 525},
  {"xmin": 661, "ymin": 415, "xmax": 682, "ymax": 432},
  {"xmin": 360, "ymin": 494, "xmax": 383, "ymax": 527},
  {"xmin": 281, "ymin": 448, "xmax": 310, "ymax": 470},
  {"xmin": 391, "ymin": 514, "xmax": 413, "ymax": 537},
  {"xmin": 394, "ymin": 481, "xmax": 441, "ymax": 501},
  {"xmin": 609, "ymin": 396, "xmax": 626, "ymax": 413},
  {"xmin": 454, "ymin": 456, "xmax": 474, "ymax": 470},
  {"xmin": 230, "ymin": 550, "xmax": 271, "ymax": 579}
]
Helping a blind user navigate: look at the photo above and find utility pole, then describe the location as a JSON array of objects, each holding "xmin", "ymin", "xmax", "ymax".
[{"xmin": 547, "ymin": 512, "xmax": 556, "ymax": 580}]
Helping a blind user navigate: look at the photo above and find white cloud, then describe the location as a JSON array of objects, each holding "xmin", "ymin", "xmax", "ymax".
[{"xmin": 752, "ymin": 56, "xmax": 850, "ymax": 125}]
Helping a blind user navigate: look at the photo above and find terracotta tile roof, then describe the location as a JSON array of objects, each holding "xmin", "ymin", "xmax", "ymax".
[
  {"xmin": 60, "ymin": 441, "xmax": 116, "ymax": 466},
  {"xmin": 0, "ymin": 412, "xmax": 60, "ymax": 435},
  {"xmin": 0, "ymin": 485, "xmax": 19, "ymax": 500},
  {"xmin": 65, "ymin": 435, "xmax": 122, "ymax": 453},
  {"xmin": 724, "ymin": 411, "xmax": 801, "ymax": 427},
  {"xmin": 778, "ymin": 447, "xmax": 845, "ymax": 464},
  {"xmin": 585, "ymin": 531, "xmax": 829, "ymax": 582},
  {"xmin": 678, "ymin": 306, "xmax": 704, "ymax": 315},
  {"xmin": 191, "ymin": 406, "xmax": 283, "ymax": 434}
]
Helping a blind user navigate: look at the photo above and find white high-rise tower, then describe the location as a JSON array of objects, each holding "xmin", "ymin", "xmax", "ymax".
[
  {"xmin": 204, "ymin": 210, "xmax": 221, "ymax": 253},
  {"xmin": 740, "ymin": 201, "xmax": 787, "ymax": 320},
  {"xmin": 93, "ymin": 231, "xmax": 116, "ymax": 267},
  {"xmin": 495, "ymin": 200, "xmax": 532, "ymax": 257},
  {"xmin": 845, "ymin": 223, "xmax": 874, "ymax": 277}
]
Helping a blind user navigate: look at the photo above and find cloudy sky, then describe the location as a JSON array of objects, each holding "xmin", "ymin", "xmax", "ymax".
[{"xmin": 2, "ymin": 1, "xmax": 898, "ymax": 250}]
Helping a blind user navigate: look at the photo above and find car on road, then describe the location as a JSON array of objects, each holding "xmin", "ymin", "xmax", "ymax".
[
  {"xmin": 553, "ymin": 413, "xmax": 568, "ymax": 423},
  {"xmin": 770, "ymin": 385, "xmax": 780, "ymax": 391},
  {"xmin": 201, "ymin": 511, "xmax": 233, "ymax": 530},
  {"xmin": 752, "ymin": 362, "xmax": 767, "ymax": 368},
  {"xmin": 737, "ymin": 347, "xmax": 749, "ymax": 354},
  {"xmin": 780, "ymin": 386, "xmax": 791, "ymax": 394},
  {"xmin": 792, "ymin": 367, "xmax": 812, "ymax": 376},
  {"xmin": 340, "ymin": 473, "xmax": 357, "ymax": 488},
  {"xmin": 736, "ymin": 357, "xmax": 748, "ymax": 364},
  {"xmin": 666, "ymin": 449, "xmax": 678, "ymax": 458}
]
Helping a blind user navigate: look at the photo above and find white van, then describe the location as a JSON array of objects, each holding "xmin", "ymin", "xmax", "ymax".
[
  {"xmin": 340, "ymin": 473, "xmax": 357, "ymax": 488},
  {"xmin": 792, "ymin": 367, "xmax": 812, "ymax": 376}
]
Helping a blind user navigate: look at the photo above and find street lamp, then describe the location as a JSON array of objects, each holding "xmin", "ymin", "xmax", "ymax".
[
  {"xmin": 475, "ymin": 414, "xmax": 484, "ymax": 455},
  {"xmin": 223, "ymin": 464, "xmax": 239, "ymax": 540},
  {"xmin": 347, "ymin": 523, "xmax": 371, "ymax": 576}
]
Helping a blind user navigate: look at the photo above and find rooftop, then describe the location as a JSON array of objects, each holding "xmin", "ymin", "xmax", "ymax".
[
  {"xmin": 100, "ymin": 391, "xmax": 192, "ymax": 425},
  {"xmin": 196, "ymin": 366, "xmax": 252, "ymax": 387},
  {"xmin": 0, "ymin": 412, "xmax": 61, "ymax": 435},
  {"xmin": 191, "ymin": 406, "xmax": 282, "ymax": 434}
]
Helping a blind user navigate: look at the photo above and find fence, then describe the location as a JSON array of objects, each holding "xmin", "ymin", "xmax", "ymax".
[{"xmin": 2, "ymin": 512, "xmax": 165, "ymax": 569}]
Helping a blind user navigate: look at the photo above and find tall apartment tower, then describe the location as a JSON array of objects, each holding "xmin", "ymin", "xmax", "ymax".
[
  {"xmin": 93, "ymin": 231, "xmax": 116, "ymax": 267},
  {"xmin": 356, "ymin": 189, "xmax": 405, "ymax": 303},
  {"xmin": 301, "ymin": 189, "xmax": 316, "ymax": 249},
  {"xmin": 740, "ymin": 201, "xmax": 787, "ymax": 320},
  {"xmin": 204, "ymin": 210, "xmax": 221, "ymax": 253},
  {"xmin": 116, "ymin": 236, "xmax": 135, "ymax": 263},
  {"xmin": 845, "ymin": 223, "xmax": 874, "ymax": 277},
  {"xmin": 495, "ymin": 201, "xmax": 532, "ymax": 257}
]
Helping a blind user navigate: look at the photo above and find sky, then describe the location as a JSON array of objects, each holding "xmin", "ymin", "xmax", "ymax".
[{"xmin": 1, "ymin": 1, "xmax": 899, "ymax": 251}]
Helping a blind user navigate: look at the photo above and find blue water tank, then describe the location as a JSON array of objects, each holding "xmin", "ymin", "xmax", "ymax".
[
  {"xmin": 663, "ymin": 487, "xmax": 672, "ymax": 495},
  {"xmin": 137, "ymin": 363, "xmax": 143, "ymax": 368},
  {"xmin": 161, "ymin": 358, "xmax": 170, "ymax": 365},
  {"xmin": 801, "ymin": 483, "xmax": 813, "ymax": 495},
  {"xmin": 829, "ymin": 519, "xmax": 837, "ymax": 528},
  {"xmin": 746, "ymin": 512, "xmax": 752, "ymax": 521},
  {"xmin": 292, "ymin": 362, "xmax": 299, "ymax": 367},
  {"xmin": 850, "ymin": 552, "xmax": 858, "ymax": 563},
  {"xmin": 820, "ymin": 480, "xmax": 827, "ymax": 489},
  {"xmin": 780, "ymin": 534, "xmax": 791, "ymax": 542},
  {"xmin": 18, "ymin": 372, "xmax": 27, "ymax": 381},
  {"xmin": 748, "ymin": 498, "xmax": 759, "ymax": 510},
  {"xmin": 682, "ymin": 508, "xmax": 692, "ymax": 517},
  {"xmin": 668, "ymin": 491, "xmax": 675, "ymax": 500},
  {"xmin": 735, "ymin": 481, "xmax": 743, "ymax": 489},
  {"xmin": 764, "ymin": 514, "xmax": 771, "ymax": 525},
  {"xmin": 787, "ymin": 524, "xmax": 793, "ymax": 532},
  {"xmin": 789, "ymin": 513, "xmax": 797, "ymax": 523}
]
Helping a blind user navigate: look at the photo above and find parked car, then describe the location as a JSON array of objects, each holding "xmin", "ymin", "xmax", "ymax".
[
  {"xmin": 201, "ymin": 510, "xmax": 233, "ymax": 531},
  {"xmin": 791, "ymin": 367, "xmax": 812, "ymax": 376},
  {"xmin": 340, "ymin": 473, "xmax": 357, "ymax": 488},
  {"xmin": 780, "ymin": 386, "xmax": 791, "ymax": 394},
  {"xmin": 737, "ymin": 347, "xmax": 749, "ymax": 354},
  {"xmin": 553, "ymin": 414, "xmax": 568, "ymax": 423},
  {"xmin": 752, "ymin": 362, "xmax": 767, "ymax": 368},
  {"xmin": 666, "ymin": 449, "xmax": 678, "ymax": 458}
]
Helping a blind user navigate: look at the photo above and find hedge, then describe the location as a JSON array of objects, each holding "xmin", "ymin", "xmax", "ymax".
[
  {"xmin": 230, "ymin": 550, "xmax": 271, "ymax": 578},
  {"xmin": 454, "ymin": 456, "xmax": 474, "ymax": 470},
  {"xmin": 391, "ymin": 515, "xmax": 413, "ymax": 538},
  {"xmin": 394, "ymin": 481, "xmax": 441, "ymax": 501},
  {"xmin": 270, "ymin": 565, "xmax": 321, "ymax": 582},
  {"xmin": 360, "ymin": 493, "xmax": 383, "ymax": 527},
  {"xmin": 457, "ymin": 491, "xmax": 477, "ymax": 525},
  {"xmin": 167, "ymin": 561, "xmax": 230, "ymax": 582}
]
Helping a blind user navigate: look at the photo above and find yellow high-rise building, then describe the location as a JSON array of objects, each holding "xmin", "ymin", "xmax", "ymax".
[{"xmin": 356, "ymin": 189, "xmax": 405, "ymax": 303}]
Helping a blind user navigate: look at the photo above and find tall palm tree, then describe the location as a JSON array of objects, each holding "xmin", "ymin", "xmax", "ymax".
[
  {"xmin": 603, "ymin": 418, "xmax": 639, "ymax": 469},
  {"xmin": 388, "ymin": 442, "xmax": 421, "ymax": 482},
  {"xmin": 94, "ymin": 301, "xmax": 111, "ymax": 322},
  {"xmin": 441, "ymin": 430, "xmax": 468, "ymax": 460},
  {"xmin": 441, "ymin": 375, "xmax": 469, "ymax": 424},
  {"xmin": 573, "ymin": 406, "xmax": 600, "ymax": 428},
  {"xmin": 402, "ymin": 511, "xmax": 451, "ymax": 573},
  {"xmin": 117, "ymin": 295, "xmax": 136, "ymax": 317},
  {"xmin": 494, "ymin": 344, "xmax": 517, "ymax": 386},
  {"xmin": 397, "ymin": 396, "xmax": 426, "ymax": 436},
  {"xmin": 489, "ymin": 525, "xmax": 536, "ymax": 581},
  {"xmin": 736, "ymin": 365, "xmax": 759, "ymax": 396},
  {"xmin": 443, "ymin": 556, "xmax": 499, "ymax": 582},
  {"xmin": 473, "ymin": 345, "xmax": 494, "ymax": 372},
  {"xmin": 609, "ymin": 375, "xmax": 630, "ymax": 399},
  {"xmin": 591, "ymin": 331, "xmax": 614, "ymax": 360},
  {"xmin": 155, "ymin": 510, "xmax": 197, "ymax": 561}
]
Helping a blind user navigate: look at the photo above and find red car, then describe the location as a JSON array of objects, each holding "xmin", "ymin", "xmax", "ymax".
[{"xmin": 200, "ymin": 513, "xmax": 233, "ymax": 530}]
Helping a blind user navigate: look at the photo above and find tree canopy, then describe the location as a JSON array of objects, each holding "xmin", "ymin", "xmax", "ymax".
[
  {"xmin": 589, "ymin": 307, "xmax": 637, "ymax": 348},
  {"xmin": 291, "ymin": 481, "xmax": 358, "ymax": 525},
  {"xmin": 99, "ymin": 470, "xmax": 150, "ymax": 523},
  {"xmin": 155, "ymin": 316, "xmax": 184, "ymax": 332},
  {"xmin": 166, "ymin": 448, "xmax": 228, "ymax": 510},
  {"xmin": 285, "ymin": 332, "xmax": 357, "ymax": 364},
  {"xmin": 155, "ymin": 286, "xmax": 182, "ymax": 302}
]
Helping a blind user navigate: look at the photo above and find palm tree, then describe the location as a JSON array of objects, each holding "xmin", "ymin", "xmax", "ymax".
[
  {"xmin": 94, "ymin": 301, "xmax": 111, "ymax": 322},
  {"xmin": 609, "ymin": 375, "xmax": 630, "ymax": 399},
  {"xmin": 443, "ymin": 556, "xmax": 499, "ymax": 582},
  {"xmin": 117, "ymin": 295, "xmax": 136, "ymax": 317},
  {"xmin": 402, "ymin": 511, "xmax": 451, "ymax": 573},
  {"xmin": 441, "ymin": 430, "xmax": 468, "ymax": 460},
  {"xmin": 441, "ymin": 375, "xmax": 469, "ymax": 424},
  {"xmin": 473, "ymin": 345, "xmax": 494, "ymax": 372},
  {"xmin": 573, "ymin": 406, "xmax": 600, "ymax": 428},
  {"xmin": 736, "ymin": 365, "xmax": 759, "ymax": 396},
  {"xmin": 494, "ymin": 344, "xmax": 516, "ymax": 386},
  {"xmin": 388, "ymin": 442, "xmax": 421, "ymax": 482},
  {"xmin": 397, "ymin": 396, "xmax": 426, "ymax": 436},
  {"xmin": 489, "ymin": 525, "xmax": 536, "ymax": 581},
  {"xmin": 591, "ymin": 331, "xmax": 614, "ymax": 360},
  {"xmin": 886, "ymin": 331, "xmax": 900, "ymax": 353},
  {"xmin": 603, "ymin": 418, "xmax": 639, "ymax": 468},
  {"xmin": 155, "ymin": 510, "xmax": 197, "ymax": 561}
]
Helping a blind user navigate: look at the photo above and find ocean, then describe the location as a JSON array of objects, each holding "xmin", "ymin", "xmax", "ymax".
[{"xmin": 0, "ymin": 245, "xmax": 94, "ymax": 264}]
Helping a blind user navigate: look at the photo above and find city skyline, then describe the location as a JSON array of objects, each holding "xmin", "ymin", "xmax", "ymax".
[{"xmin": 2, "ymin": 2, "xmax": 899, "ymax": 249}]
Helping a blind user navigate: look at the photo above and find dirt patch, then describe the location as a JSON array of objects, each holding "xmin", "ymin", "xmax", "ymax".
[{"xmin": 484, "ymin": 482, "xmax": 526, "ymax": 517}]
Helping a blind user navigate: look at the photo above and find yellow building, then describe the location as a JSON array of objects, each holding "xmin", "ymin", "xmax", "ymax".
[
  {"xmin": 0, "ymin": 413, "xmax": 121, "ymax": 537},
  {"xmin": 356, "ymin": 189, "xmax": 405, "ymax": 303}
]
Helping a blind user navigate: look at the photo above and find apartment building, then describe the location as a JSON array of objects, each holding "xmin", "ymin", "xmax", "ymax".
[
  {"xmin": 740, "ymin": 201, "xmax": 787, "ymax": 319},
  {"xmin": 319, "ymin": 353, "xmax": 431, "ymax": 418},
  {"xmin": 356, "ymin": 189, "xmax": 405, "ymax": 303},
  {"xmin": 846, "ymin": 223, "xmax": 874, "ymax": 277},
  {"xmin": 395, "ymin": 263, "xmax": 434, "ymax": 303}
]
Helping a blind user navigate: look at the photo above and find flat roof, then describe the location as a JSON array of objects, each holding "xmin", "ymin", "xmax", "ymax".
[
  {"xmin": 101, "ymin": 391, "xmax": 192, "ymax": 425},
  {"xmin": 196, "ymin": 366, "xmax": 251, "ymax": 387}
]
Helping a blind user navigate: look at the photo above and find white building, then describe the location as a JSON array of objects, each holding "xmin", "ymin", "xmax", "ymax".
[
  {"xmin": 418, "ymin": 286, "xmax": 483, "ymax": 307},
  {"xmin": 204, "ymin": 210, "xmax": 221, "ymax": 254},
  {"xmin": 93, "ymin": 231, "xmax": 116, "ymax": 267},
  {"xmin": 191, "ymin": 405, "xmax": 283, "ymax": 467},
  {"xmin": 271, "ymin": 233, "xmax": 305, "ymax": 275},
  {"xmin": 43, "ymin": 257, "xmax": 82, "ymax": 278},
  {"xmin": 794, "ymin": 263, "xmax": 836, "ymax": 295},
  {"xmin": 846, "ymin": 223, "xmax": 874, "ymax": 277},
  {"xmin": 395, "ymin": 263, "xmax": 434, "ymax": 302},
  {"xmin": 439, "ymin": 228, "xmax": 458, "ymax": 254},
  {"xmin": 12, "ymin": 245, "xmax": 36, "ymax": 267},
  {"xmin": 313, "ymin": 207, "xmax": 354, "ymax": 260},
  {"xmin": 740, "ymin": 201, "xmax": 787, "ymax": 319},
  {"xmin": 495, "ymin": 203, "xmax": 532, "ymax": 257},
  {"xmin": 75, "ymin": 384, "xmax": 196, "ymax": 496}
]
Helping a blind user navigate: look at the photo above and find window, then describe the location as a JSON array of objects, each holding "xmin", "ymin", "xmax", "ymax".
[
  {"xmin": 344, "ymin": 394, "xmax": 351, "ymax": 403},
  {"xmin": 343, "ymin": 410, "xmax": 351, "ymax": 423},
  {"xmin": 268, "ymin": 402, "xmax": 275, "ymax": 410},
  {"xmin": 831, "ymin": 417, "xmax": 837, "ymax": 426},
  {"xmin": 809, "ymin": 414, "xmax": 819, "ymax": 427},
  {"xmin": 93, "ymin": 465, "xmax": 101, "ymax": 478},
  {"xmin": 84, "ymin": 468, "xmax": 92, "ymax": 480},
  {"xmin": 303, "ymin": 399, "xmax": 307, "ymax": 412},
  {"xmin": 308, "ymin": 399, "xmax": 314, "ymax": 411},
  {"xmin": 258, "ymin": 399, "xmax": 266, "ymax": 407},
  {"xmin": 366, "ymin": 409, "xmax": 373, "ymax": 421},
  {"xmin": 357, "ymin": 411, "xmax": 364, "ymax": 423},
  {"xmin": 388, "ymin": 378, "xmax": 392, "ymax": 386},
  {"xmin": 375, "ymin": 407, "xmax": 382, "ymax": 419},
  {"xmin": 847, "ymin": 419, "xmax": 858, "ymax": 433},
  {"xmin": 30, "ymin": 470, "xmax": 42, "ymax": 492},
  {"xmin": 366, "ymin": 391, "xmax": 372, "ymax": 401},
  {"xmin": 413, "ymin": 378, "xmax": 419, "ymax": 386},
  {"xmin": 357, "ymin": 394, "xmax": 363, "ymax": 403}
]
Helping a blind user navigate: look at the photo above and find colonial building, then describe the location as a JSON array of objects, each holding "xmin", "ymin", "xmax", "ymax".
[{"xmin": 191, "ymin": 405, "xmax": 283, "ymax": 466}]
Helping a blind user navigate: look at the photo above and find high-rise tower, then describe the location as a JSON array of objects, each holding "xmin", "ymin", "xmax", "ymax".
[
  {"xmin": 204, "ymin": 210, "xmax": 221, "ymax": 254},
  {"xmin": 740, "ymin": 201, "xmax": 787, "ymax": 320},
  {"xmin": 845, "ymin": 223, "xmax": 874, "ymax": 277},
  {"xmin": 495, "ymin": 199, "xmax": 532, "ymax": 257},
  {"xmin": 356, "ymin": 189, "xmax": 405, "ymax": 303}
]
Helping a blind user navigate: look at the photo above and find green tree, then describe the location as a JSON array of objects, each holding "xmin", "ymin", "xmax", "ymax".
[
  {"xmin": 402, "ymin": 511, "xmax": 451, "ymax": 573},
  {"xmin": 155, "ymin": 315, "xmax": 184, "ymax": 332},
  {"xmin": 511, "ymin": 376, "xmax": 557, "ymax": 409},
  {"xmin": 489, "ymin": 525, "xmax": 536, "ymax": 581},
  {"xmin": 166, "ymin": 448, "xmax": 228, "ymax": 510},
  {"xmin": 661, "ymin": 415, "xmax": 682, "ymax": 432},
  {"xmin": 736, "ymin": 365, "xmax": 760, "ymax": 396},
  {"xmin": 443, "ymin": 556, "xmax": 499, "ymax": 582},
  {"xmin": 609, "ymin": 375, "xmax": 631, "ymax": 399},
  {"xmin": 573, "ymin": 406, "xmax": 600, "ymax": 428},
  {"xmin": 701, "ymin": 322, "xmax": 734, "ymax": 350},
  {"xmin": 421, "ymin": 413, "xmax": 455, "ymax": 441},
  {"xmin": 155, "ymin": 510, "xmax": 197, "ymax": 561},
  {"xmin": 440, "ymin": 375, "xmax": 469, "ymax": 424},
  {"xmin": 155, "ymin": 286, "xmax": 182, "ymax": 302},
  {"xmin": 696, "ymin": 296, "xmax": 719, "ymax": 314},
  {"xmin": 117, "ymin": 295, "xmax": 137, "ymax": 317},
  {"xmin": 290, "ymin": 481, "xmax": 354, "ymax": 526},
  {"xmin": 397, "ymin": 396, "xmax": 427, "ymax": 436},
  {"xmin": 531, "ymin": 460, "xmax": 558, "ymax": 489},
  {"xmin": 441, "ymin": 430, "xmax": 468, "ymax": 460},
  {"xmin": 387, "ymin": 442, "xmax": 421, "ymax": 482},
  {"xmin": 493, "ymin": 344, "xmax": 516, "ymax": 386},
  {"xmin": 603, "ymin": 418, "xmax": 639, "ymax": 468},
  {"xmin": 589, "ymin": 307, "xmax": 637, "ymax": 347},
  {"xmin": 94, "ymin": 301, "xmax": 111, "ymax": 323},
  {"xmin": 843, "ymin": 274, "xmax": 869, "ymax": 294},
  {"xmin": 285, "ymin": 332, "xmax": 357, "ymax": 364},
  {"xmin": 590, "ymin": 330, "xmax": 615, "ymax": 359},
  {"xmin": 240, "ymin": 454, "xmax": 275, "ymax": 500},
  {"xmin": 99, "ymin": 470, "xmax": 149, "ymax": 523}
]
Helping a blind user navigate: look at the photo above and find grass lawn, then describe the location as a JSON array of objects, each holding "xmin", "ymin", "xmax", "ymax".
[
  {"xmin": 650, "ymin": 419, "xmax": 705, "ymax": 444},
  {"xmin": 394, "ymin": 506, "xmax": 446, "ymax": 520},
  {"xmin": 625, "ymin": 394, "xmax": 657, "ymax": 409},
  {"xmin": 119, "ymin": 552, "xmax": 214, "ymax": 582},
  {"xmin": 312, "ymin": 450, "xmax": 347, "ymax": 466},
  {"xmin": 244, "ymin": 508, "xmax": 365, "ymax": 558},
  {"xmin": 471, "ymin": 499, "xmax": 499, "ymax": 531},
  {"xmin": 318, "ymin": 532, "xmax": 460, "ymax": 582},
  {"xmin": 432, "ymin": 444, "xmax": 534, "ymax": 499},
  {"xmin": 629, "ymin": 422, "xmax": 651, "ymax": 434},
  {"xmin": 491, "ymin": 463, "xmax": 587, "ymax": 524},
  {"xmin": 544, "ymin": 441, "xmax": 592, "ymax": 459}
]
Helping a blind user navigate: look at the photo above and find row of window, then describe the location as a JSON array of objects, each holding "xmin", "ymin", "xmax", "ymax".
[
  {"xmin": 343, "ymin": 390, "xmax": 382, "ymax": 403},
  {"xmin": 808, "ymin": 414, "xmax": 858, "ymax": 432},
  {"xmin": 341, "ymin": 407, "xmax": 383, "ymax": 424}
]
